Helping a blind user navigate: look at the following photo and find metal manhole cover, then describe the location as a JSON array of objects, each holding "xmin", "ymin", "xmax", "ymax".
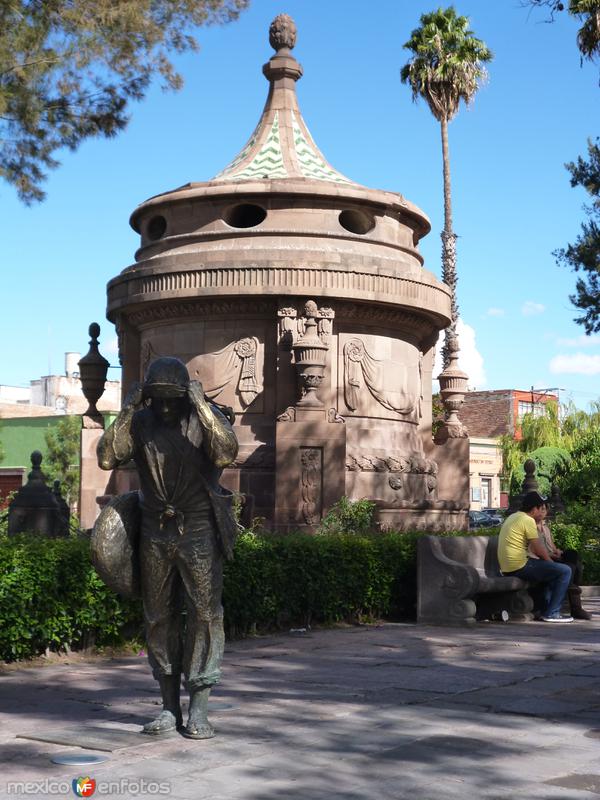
[{"xmin": 51, "ymin": 753, "xmax": 109, "ymax": 765}]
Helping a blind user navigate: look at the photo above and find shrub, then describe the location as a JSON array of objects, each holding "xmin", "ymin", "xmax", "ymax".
[
  {"xmin": 0, "ymin": 532, "xmax": 142, "ymax": 661},
  {"xmin": 317, "ymin": 496, "xmax": 377, "ymax": 536}
]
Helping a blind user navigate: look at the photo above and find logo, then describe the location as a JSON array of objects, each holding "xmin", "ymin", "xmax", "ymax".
[{"xmin": 72, "ymin": 777, "xmax": 96, "ymax": 797}]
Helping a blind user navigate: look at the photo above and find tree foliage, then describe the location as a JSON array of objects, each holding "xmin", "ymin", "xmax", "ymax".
[
  {"xmin": 43, "ymin": 416, "xmax": 81, "ymax": 506},
  {"xmin": 400, "ymin": 7, "xmax": 493, "ymax": 126},
  {"xmin": 500, "ymin": 400, "xmax": 600, "ymax": 494},
  {"xmin": 515, "ymin": 445, "xmax": 571, "ymax": 496},
  {"xmin": 400, "ymin": 7, "xmax": 493, "ymax": 367},
  {"xmin": 559, "ymin": 425, "xmax": 600, "ymax": 502},
  {"xmin": 519, "ymin": 400, "xmax": 563, "ymax": 450},
  {"xmin": 499, "ymin": 433, "xmax": 525, "ymax": 494},
  {"xmin": 0, "ymin": 0, "xmax": 248, "ymax": 203},
  {"xmin": 526, "ymin": 1, "xmax": 600, "ymax": 67},
  {"xmin": 554, "ymin": 139, "xmax": 600, "ymax": 332}
]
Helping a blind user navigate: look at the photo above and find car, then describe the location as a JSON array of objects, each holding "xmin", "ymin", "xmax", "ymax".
[
  {"xmin": 468, "ymin": 510, "xmax": 498, "ymax": 530},
  {"xmin": 480, "ymin": 508, "xmax": 506, "ymax": 525}
]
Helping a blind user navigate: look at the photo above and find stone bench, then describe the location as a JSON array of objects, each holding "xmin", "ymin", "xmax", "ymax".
[{"xmin": 417, "ymin": 534, "xmax": 534, "ymax": 626}]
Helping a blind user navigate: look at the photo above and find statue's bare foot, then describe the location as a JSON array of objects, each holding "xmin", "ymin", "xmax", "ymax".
[
  {"xmin": 142, "ymin": 710, "xmax": 181, "ymax": 735},
  {"xmin": 183, "ymin": 714, "xmax": 215, "ymax": 740}
]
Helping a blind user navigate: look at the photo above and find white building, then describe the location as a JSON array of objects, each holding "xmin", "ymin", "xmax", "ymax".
[{"xmin": 1, "ymin": 353, "xmax": 121, "ymax": 416}]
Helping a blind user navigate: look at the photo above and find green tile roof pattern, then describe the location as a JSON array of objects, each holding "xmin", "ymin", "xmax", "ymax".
[
  {"xmin": 211, "ymin": 109, "xmax": 355, "ymax": 185},
  {"xmin": 216, "ymin": 113, "xmax": 287, "ymax": 182},
  {"xmin": 292, "ymin": 112, "xmax": 352, "ymax": 184},
  {"xmin": 212, "ymin": 122, "xmax": 261, "ymax": 180}
]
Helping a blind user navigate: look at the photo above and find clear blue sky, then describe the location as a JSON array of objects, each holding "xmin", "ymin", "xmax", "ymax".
[{"xmin": 2, "ymin": 0, "xmax": 598, "ymax": 408}]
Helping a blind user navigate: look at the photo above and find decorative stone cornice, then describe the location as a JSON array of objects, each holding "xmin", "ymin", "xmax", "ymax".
[
  {"xmin": 125, "ymin": 298, "xmax": 276, "ymax": 328},
  {"xmin": 108, "ymin": 266, "xmax": 451, "ymax": 329},
  {"xmin": 334, "ymin": 301, "xmax": 444, "ymax": 339}
]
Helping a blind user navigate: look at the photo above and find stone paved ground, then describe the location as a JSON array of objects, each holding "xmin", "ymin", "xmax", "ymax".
[{"xmin": 1, "ymin": 601, "xmax": 600, "ymax": 800}]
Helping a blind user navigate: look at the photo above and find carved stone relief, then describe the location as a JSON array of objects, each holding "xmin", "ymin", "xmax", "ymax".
[
  {"xmin": 342, "ymin": 337, "xmax": 419, "ymax": 419},
  {"xmin": 278, "ymin": 299, "xmax": 337, "ymax": 410},
  {"xmin": 346, "ymin": 450, "xmax": 438, "ymax": 477},
  {"xmin": 141, "ymin": 336, "xmax": 264, "ymax": 409},
  {"xmin": 278, "ymin": 300, "xmax": 335, "ymax": 349},
  {"xmin": 300, "ymin": 447, "xmax": 323, "ymax": 524}
]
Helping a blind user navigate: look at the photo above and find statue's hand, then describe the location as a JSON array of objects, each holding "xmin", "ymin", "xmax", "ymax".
[
  {"xmin": 187, "ymin": 380, "xmax": 206, "ymax": 406},
  {"xmin": 123, "ymin": 382, "xmax": 143, "ymax": 409}
]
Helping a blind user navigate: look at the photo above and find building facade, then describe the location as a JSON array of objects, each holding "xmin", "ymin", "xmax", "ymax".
[{"xmin": 461, "ymin": 389, "xmax": 558, "ymax": 510}]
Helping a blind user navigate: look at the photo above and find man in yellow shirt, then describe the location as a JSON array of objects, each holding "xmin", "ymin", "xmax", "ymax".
[{"xmin": 498, "ymin": 491, "xmax": 573, "ymax": 623}]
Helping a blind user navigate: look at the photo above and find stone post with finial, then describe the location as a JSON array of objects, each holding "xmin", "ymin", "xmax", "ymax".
[
  {"xmin": 508, "ymin": 458, "xmax": 540, "ymax": 514},
  {"xmin": 78, "ymin": 323, "xmax": 113, "ymax": 531},
  {"xmin": 434, "ymin": 332, "xmax": 469, "ymax": 444},
  {"xmin": 430, "ymin": 331, "xmax": 470, "ymax": 528},
  {"xmin": 8, "ymin": 451, "xmax": 65, "ymax": 537},
  {"xmin": 78, "ymin": 322, "xmax": 110, "ymax": 428}
]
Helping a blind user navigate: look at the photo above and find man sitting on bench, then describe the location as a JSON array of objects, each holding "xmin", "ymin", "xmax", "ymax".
[{"xmin": 498, "ymin": 491, "xmax": 573, "ymax": 623}]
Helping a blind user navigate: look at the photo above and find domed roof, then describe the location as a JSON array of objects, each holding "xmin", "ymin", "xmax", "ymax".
[
  {"xmin": 129, "ymin": 14, "xmax": 431, "ymax": 244},
  {"xmin": 212, "ymin": 14, "xmax": 353, "ymax": 186}
]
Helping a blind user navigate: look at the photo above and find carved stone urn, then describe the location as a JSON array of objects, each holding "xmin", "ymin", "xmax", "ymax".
[
  {"xmin": 292, "ymin": 302, "xmax": 328, "ymax": 407},
  {"xmin": 78, "ymin": 323, "xmax": 110, "ymax": 424}
]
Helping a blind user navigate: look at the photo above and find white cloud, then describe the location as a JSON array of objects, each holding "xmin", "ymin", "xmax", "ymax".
[
  {"xmin": 486, "ymin": 307, "xmax": 505, "ymax": 317},
  {"xmin": 433, "ymin": 319, "xmax": 486, "ymax": 390},
  {"xmin": 521, "ymin": 301, "xmax": 545, "ymax": 317},
  {"xmin": 103, "ymin": 336, "xmax": 119, "ymax": 355},
  {"xmin": 556, "ymin": 334, "xmax": 600, "ymax": 348},
  {"xmin": 550, "ymin": 353, "xmax": 600, "ymax": 376}
]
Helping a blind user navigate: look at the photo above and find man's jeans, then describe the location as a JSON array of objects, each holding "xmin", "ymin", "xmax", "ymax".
[{"xmin": 504, "ymin": 558, "xmax": 572, "ymax": 618}]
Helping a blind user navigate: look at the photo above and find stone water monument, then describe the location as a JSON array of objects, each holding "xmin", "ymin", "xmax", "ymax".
[{"xmin": 102, "ymin": 14, "xmax": 469, "ymax": 531}]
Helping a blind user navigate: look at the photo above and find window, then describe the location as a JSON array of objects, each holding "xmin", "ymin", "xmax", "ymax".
[{"xmin": 517, "ymin": 401, "xmax": 546, "ymax": 420}]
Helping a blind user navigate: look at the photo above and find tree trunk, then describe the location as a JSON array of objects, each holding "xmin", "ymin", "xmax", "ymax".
[{"xmin": 440, "ymin": 115, "xmax": 458, "ymax": 370}]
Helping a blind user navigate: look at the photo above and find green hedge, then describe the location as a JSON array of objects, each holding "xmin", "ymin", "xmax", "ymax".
[
  {"xmin": 0, "ymin": 534, "xmax": 141, "ymax": 661},
  {"xmin": 1, "ymin": 523, "xmax": 598, "ymax": 662},
  {"xmin": 222, "ymin": 531, "xmax": 420, "ymax": 636}
]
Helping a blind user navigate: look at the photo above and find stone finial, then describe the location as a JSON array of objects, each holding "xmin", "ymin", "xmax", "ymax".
[
  {"xmin": 30, "ymin": 450, "xmax": 43, "ymax": 475},
  {"xmin": 269, "ymin": 14, "xmax": 297, "ymax": 51},
  {"xmin": 435, "ymin": 331, "xmax": 469, "ymax": 442},
  {"xmin": 78, "ymin": 322, "xmax": 110, "ymax": 425},
  {"xmin": 522, "ymin": 459, "xmax": 539, "ymax": 494}
]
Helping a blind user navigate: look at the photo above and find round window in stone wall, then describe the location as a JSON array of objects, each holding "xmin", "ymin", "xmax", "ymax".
[
  {"xmin": 338, "ymin": 209, "xmax": 375, "ymax": 235},
  {"xmin": 147, "ymin": 215, "xmax": 167, "ymax": 241},
  {"xmin": 224, "ymin": 204, "xmax": 267, "ymax": 228}
]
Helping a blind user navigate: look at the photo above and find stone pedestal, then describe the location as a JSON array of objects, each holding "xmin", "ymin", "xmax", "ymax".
[
  {"xmin": 274, "ymin": 408, "xmax": 346, "ymax": 531},
  {"xmin": 79, "ymin": 422, "xmax": 113, "ymax": 530}
]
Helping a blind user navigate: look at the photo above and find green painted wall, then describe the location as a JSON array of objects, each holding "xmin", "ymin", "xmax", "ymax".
[{"xmin": 0, "ymin": 413, "xmax": 117, "ymax": 469}]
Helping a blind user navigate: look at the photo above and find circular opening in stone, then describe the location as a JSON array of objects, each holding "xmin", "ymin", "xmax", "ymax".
[
  {"xmin": 224, "ymin": 204, "xmax": 267, "ymax": 229},
  {"xmin": 338, "ymin": 209, "xmax": 375, "ymax": 235},
  {"xmin": 147, "ymin": 215, "xmax": 167, "ymax": 240}
]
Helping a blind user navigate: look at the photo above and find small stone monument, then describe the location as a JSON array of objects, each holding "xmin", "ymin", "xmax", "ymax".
[
  {"xmin": 508, "ymin": 458, "xmax": 539, "ymax": 514},
  {"xmin": 78, "ymin": 322, "xmax": 114, "ymax": 530},
  {"xmin": 8, "ymin": 451, "xmax": 67, "ymax": 537}
]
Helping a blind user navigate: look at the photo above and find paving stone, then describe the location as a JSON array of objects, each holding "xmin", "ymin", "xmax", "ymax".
[{"xmin": 2, "ymin": 618, "xmax": 600, "ymax": 799}]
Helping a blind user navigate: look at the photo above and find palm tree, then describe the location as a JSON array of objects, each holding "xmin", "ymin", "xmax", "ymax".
[{"xmin": 401, "ymin": 7, "xmax": 493, "ymax": 369}]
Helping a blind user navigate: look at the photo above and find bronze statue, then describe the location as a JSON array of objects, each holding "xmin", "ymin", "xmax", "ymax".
[{"xmin": 96, "ymin": 357, "xmax": 238, "ymax": 739}]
